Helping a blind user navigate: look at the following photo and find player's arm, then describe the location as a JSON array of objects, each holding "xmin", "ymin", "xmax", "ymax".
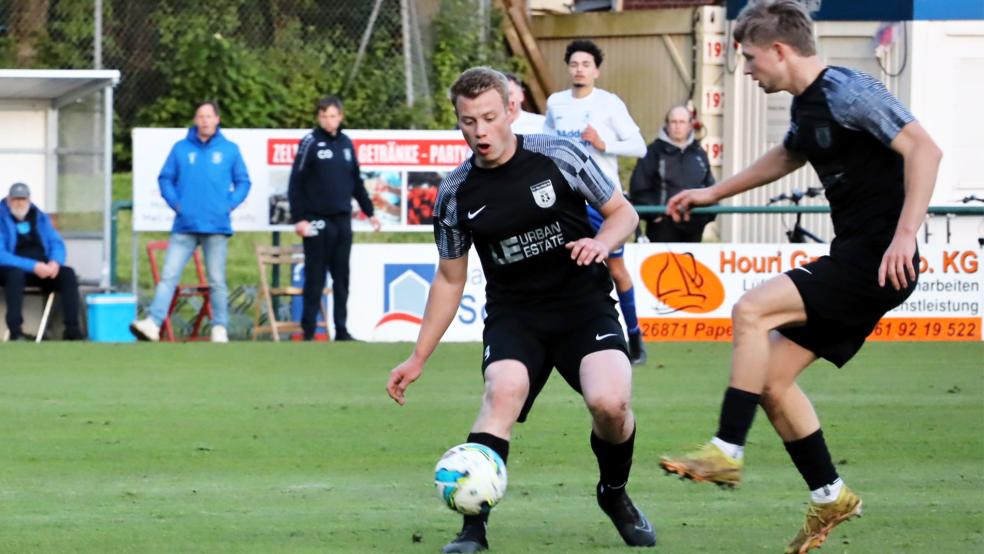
[
  {"xmin": 879, "ymin": 121, "xmax": 942, "ymax": 289},
  {"xmin": 568, "ymin": 188, "xmax": 639, "ymax": 266},
  {"xmin": 597, "ymin": 98, "xmax": 647, "ymax": 157},
  {"xmin": 386, "ymin": 255, "xmax": 468, "ymax": 405},
  {"xmin": 667, "ymin": 144, "xmax": 805, "ymax": 222}
]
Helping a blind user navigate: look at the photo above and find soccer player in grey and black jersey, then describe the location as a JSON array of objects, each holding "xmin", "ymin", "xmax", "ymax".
[
  {"xmin": 658, "ymin": 1, "xmax": 942, "ymax": 553},
  {"xmin": 386, "ymin": 67, "xmax": 656, "ymax": 552}
]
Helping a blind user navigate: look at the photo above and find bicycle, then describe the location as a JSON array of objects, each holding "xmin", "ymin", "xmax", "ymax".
[{"xmin": 767, "ymin": 186, "xmax": 826, "ymax": 243}]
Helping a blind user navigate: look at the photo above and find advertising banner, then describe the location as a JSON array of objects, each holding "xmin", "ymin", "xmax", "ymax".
[
  {"xmin": 132, "ymin": 128, "xmax": 469, "ymax": 232},
  {"xmin": 344, "ymin": 242, "xmax": 982, "ymax": 343}
]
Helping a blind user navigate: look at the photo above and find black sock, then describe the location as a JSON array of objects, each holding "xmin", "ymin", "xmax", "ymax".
[
  {"xmin": 462, "ymin": 432, "xmax": 510, "ymax": 531},
  {"xmin": 591, "ymin": 426, "xmax": 635, "ymax": 491},
  {"xmin": 715, "ymin": 387, "xmax": 760, "ymax": 446},
  {"xmin": 784, "ymin": 428, "xmax": 839, "ymax": 491}
]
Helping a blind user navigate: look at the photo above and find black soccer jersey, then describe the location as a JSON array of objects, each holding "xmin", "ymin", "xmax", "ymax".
[
  {"xmin": 434, "ymin": 134, "xmax": 616, "ymax": 307},
  {"xmin": 783, "ymin": 66, "xmax": 915, "ymax": 251}
]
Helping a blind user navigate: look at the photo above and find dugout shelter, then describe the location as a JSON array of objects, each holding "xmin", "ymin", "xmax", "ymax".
[{"xmin": 0, "ymin": 69, "xmax": 120, "ymax": 288}]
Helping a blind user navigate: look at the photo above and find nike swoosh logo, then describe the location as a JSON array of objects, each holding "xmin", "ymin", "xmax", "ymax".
[
  {"xmin": 635, "ymin": 519, "xmax": 653, "ymax": 533},
  {"xmin": 467, "ymin": 205, "xmax": 487, "ymax": 219},
  {"xmin": 595, "ymin": 333, "xmax": 618, "ymax": 341}
]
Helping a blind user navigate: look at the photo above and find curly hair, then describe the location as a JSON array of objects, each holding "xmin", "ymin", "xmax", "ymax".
[{"xmin": 564, "ymin": 39, "xmax": 603, "ymax": 67}]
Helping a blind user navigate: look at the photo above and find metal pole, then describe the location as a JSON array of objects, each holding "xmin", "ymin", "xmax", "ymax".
[
  {"xmin": 94, "ymin": 0, "xmax": 103, "ymax": 69},
  {"xmin": 101, "ymin": 86, "xmax": 113, "ymax": 288},
  {"xmin": 401, "ymin": 0, "xmax": 414, "ymax": 108},
  {"xmin": 346, "ymin": 0, "xmax": 386, "ymax": 93}
]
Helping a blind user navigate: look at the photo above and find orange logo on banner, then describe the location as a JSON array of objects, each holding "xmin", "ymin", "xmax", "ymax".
[{"xmin": 640, "ymin": 252, "xmax": 725, "ymax": 313}]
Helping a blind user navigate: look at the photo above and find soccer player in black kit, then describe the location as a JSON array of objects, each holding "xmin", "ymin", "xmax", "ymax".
[
  {"xmin": 386, "ymin": 67, "xmax": 656, "ymax": 552},
  {"xmin": 658, "ymin": 1, "xmax": 942, "ymax": 553}
]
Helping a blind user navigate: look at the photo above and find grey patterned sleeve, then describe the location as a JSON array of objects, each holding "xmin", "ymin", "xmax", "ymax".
[
  {"xmin": 522, "ymin": 134, "xmax": 616, "ymax": 209},
  {"xmin": 824, "ymin": 67, "xmax": 915, "ymax": 147},
  {"xmin": 433, "ymin": 164, "xmax": 471, "ymax": 259}
]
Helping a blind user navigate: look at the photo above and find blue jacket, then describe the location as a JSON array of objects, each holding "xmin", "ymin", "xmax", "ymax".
[
  {"xmin": 0, "ymin": 201, "xmax": 66, "ymax": 273},
  {"xmin": 159, "ymin": 127, "xmax": 251, "ymax": 235}
]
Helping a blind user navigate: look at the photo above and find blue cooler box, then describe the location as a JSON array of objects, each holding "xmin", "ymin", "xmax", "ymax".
[{"xmin": 87, "ymin": 293, "xmax": 137, "ymax": 342}]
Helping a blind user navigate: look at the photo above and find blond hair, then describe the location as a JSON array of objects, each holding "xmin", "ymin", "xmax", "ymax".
[
  {"xmin": 734, "ymin": 0, "xmax": 816, "ymax": 56},
  {"xmin": 448, "ymin": 67, "xmax": 509, "ymax": 110}
]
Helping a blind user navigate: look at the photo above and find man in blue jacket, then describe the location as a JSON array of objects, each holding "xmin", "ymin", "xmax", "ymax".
[
  {"xmin": 130, "ymin": 101, "xmax": 251, "ymax": 342},
  {"xmin": 0, "ymin": 182, "xmax": 82, "ymax": 340}
]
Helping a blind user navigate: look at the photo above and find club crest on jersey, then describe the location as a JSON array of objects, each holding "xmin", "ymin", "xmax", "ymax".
[
  {"xmin": 814, "ymin": 125, "xmax": 832, "ymax": 149},
  {"xmin": 211, "ymin": 151, "xmax": 223, "ymax": 164},
  {"xmin": 530, "ymin": 180, "xmax": 556, "ymax": 208}
]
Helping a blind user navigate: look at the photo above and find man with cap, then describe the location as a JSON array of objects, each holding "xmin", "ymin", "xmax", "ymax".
[{"xmin": 0, "ymin": 182, "xmax": 83, "ymax": 340}]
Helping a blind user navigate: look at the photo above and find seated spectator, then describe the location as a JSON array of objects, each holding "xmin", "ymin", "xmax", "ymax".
[
  {"xmin": 0, "ymin": 182, "xmax": 83, "ymax": 340},
  {"xmin": 629, "ymin": 105, "xmax": 716, "ymax": 242}
]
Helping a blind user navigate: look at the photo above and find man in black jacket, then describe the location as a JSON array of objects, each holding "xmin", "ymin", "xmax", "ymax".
[
  {"xmin": 289, "ymin": 96, "xmax": 380, "ymax": 341},
  {"xmin": 629, "ymin": 106, "xmax": 715, "ymax": 242}
]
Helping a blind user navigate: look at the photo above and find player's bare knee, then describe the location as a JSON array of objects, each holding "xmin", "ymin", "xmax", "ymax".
[
  {"xmin": 586, "ymin": 396, "xmax": 630, "ymax": 429},
  {"xmin": 483, "ymin": 378, "xmax": 527, "ymax": 411},
  {"xmin": 732, "ymin": 295, "xmax": 767, "ymax": 333}
]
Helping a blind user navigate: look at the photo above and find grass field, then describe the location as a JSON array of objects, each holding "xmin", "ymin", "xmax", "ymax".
[{"xmin": 2, "ymin": 342, "xmax": 981, "ymax": 553}]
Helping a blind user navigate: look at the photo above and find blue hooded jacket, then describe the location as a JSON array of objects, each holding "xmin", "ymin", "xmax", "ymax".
[
  {"xmin": 159, "ymin": 127, "xmax": 251, "ymax": 235},
  {"xmin": 0, "ymin": 201, "xmax": 66, "ymax": 273}
]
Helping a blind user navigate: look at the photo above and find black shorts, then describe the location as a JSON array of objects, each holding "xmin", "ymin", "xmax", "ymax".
[
  {"xmin": 481, "ymin": 298, "xmax": 629, "ymax": 423},
  {"xmin": 779, "ymin": 249, "xmax": 918, "ymax": 367}
]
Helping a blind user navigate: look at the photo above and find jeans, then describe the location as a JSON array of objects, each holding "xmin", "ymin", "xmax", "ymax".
[{"xmin": 148, "ymin": 233, "xmax": 229, "ymax": 327}]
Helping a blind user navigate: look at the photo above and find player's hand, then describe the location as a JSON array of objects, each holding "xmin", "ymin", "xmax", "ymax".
[
  {"xmin": 581, "ymin": 125, "xmax": 605, "ymax": 152},
  {"xmin": 387, "ymin": 357, "xmax": 424, "ymax": 405},
  {"xmin": 878, "ymin": 232, "xmax": 917, "ymax": 290},
  {"xmin": 666, "ymin": 188, "xmax": 716, "ymax": 222},
  {"xmin": 565, "ymin": 237, "xmax": 609, "ymax": 266},
  {"xmin": 368, "ymin": 216, "xmax": 382, "ymax": 232},
  {"xmin": 45, "ymin": 261, "xmax": 60, "ymax": 279},
  {"xmin": 33, "ymin": 262, "xmax": 53, "ymax": 279},
  {"xmin": 294, "ymin": 220, "xmax": 311, "ymax": 237}
]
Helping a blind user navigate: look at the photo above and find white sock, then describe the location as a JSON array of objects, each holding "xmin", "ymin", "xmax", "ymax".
[
  {"xmin": 810, "ymin": 478, "xmax": 844, "ymax": 504},
  {"xmin": 711, "ymin": 436, "xmax": 744, "ymax": 460}
]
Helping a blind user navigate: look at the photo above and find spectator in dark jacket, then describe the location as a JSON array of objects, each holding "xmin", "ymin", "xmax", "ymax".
[
  {"xmin": 630, "ymin": 106, "xmax": 715, "ymax": 242},
  {"xmin": 289, "ymin": 96, "xmax": 380, "ymax": 341},
  {"xmin": 130, "ymin": 101, "xmax": 251, "ymax": 343},
  {"xmin": 0, "ymin": 182, "xmax": 82, "ymax": 340}
]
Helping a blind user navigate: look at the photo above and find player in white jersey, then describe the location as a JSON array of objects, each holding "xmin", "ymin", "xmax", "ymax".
[
  {"xmin": 544, "ymin": 39, "xmax": 649, "ymax": 365},
  {"xmin": 505, "ymin": 73, "xmax": 546, "ymax": 135}
]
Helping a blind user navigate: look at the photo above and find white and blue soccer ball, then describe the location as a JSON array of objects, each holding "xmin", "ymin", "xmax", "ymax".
[{"xmin": 434, "ymin": 443, "xmax": 508, "ymax": 515}]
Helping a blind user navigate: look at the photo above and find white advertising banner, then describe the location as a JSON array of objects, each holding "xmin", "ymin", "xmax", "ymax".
[
  {"xmin": 344, "ymin": 242, "xmax": 982, "ymax": 342},
  {"xmin": 132, "ymin": 128, "xmax": 470, "ymax": 233}
]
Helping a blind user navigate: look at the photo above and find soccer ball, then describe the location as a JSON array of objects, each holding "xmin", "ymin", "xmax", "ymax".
[{"xmin": 434, "ymin": 443, "xmax": 508, "ymax": 515}]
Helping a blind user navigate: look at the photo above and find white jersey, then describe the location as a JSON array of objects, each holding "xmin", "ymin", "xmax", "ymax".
[
  {"xmin": 511, "ymin": 110, "xmax": 547, "ymax": 134},
  {"xmin": 544, "ymin": 87, "xmax": 646, "ymax": 187}
]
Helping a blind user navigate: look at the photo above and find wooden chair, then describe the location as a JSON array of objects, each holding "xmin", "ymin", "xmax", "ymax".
[
  {"xmin": 1, "ymin": 286, "xmax": 54, "ymax": 343},
  {"xmin": 253, "ymin": 244, "xmax": 330, "ymax": 342},
  {"xmin": 146, "ymin": 240, "xmax": 212, "ymax": 342}
]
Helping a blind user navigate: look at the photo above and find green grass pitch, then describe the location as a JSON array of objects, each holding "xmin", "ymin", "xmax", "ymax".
[{"xmin": 2, "ymin": 342, "xmax": 981, "ymax": 553}]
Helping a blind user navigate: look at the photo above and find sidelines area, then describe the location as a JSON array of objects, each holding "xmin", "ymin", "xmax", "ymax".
[{"xmin": 1, "ymin": 342, "xmax": 980, "ymax": 553}]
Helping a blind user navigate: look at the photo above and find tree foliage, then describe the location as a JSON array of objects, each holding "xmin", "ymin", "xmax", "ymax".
[{"xmin": 1, "ymin": 0, "xmax": 520, "ymax": 170}]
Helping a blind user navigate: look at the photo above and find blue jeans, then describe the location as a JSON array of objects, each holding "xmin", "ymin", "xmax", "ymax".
[{"xmin": 148, "ymin": 233, "xmax": 229, "ymax": 327}]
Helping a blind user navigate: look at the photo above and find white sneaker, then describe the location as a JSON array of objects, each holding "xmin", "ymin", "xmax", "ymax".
[
  {"xmin": 210, "ymin": 325, "xmax": 229, "ymax": 343},
  {"xmin": 129, "ymin": 318, "xmax": 160, "ymax": 342}
]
